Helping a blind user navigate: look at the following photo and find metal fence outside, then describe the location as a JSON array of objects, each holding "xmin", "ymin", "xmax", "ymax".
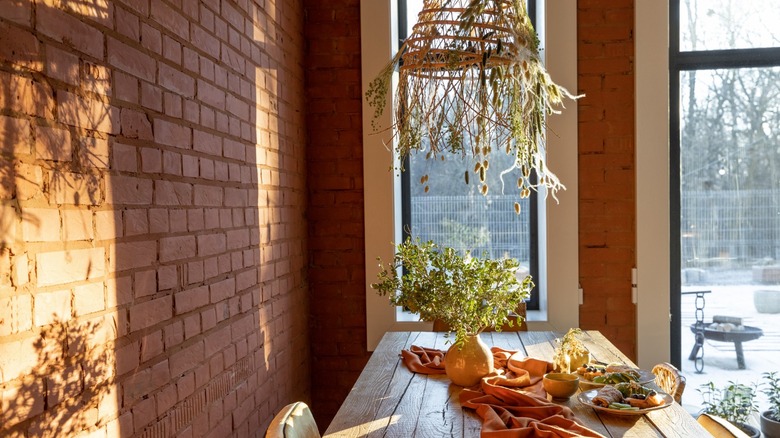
[
  {"xmin": 682, "ymin": 189, "xmax": 780, "ymax": 268},
  {"xmin": 410, "ymin": 194, "xmax": 531, "ymax": 262},
  {"xmin": 410, "ymin": 190, "xmax": 780, "ymax": 270}
]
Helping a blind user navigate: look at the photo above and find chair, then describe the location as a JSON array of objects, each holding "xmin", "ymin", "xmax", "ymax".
[
  {"xmin": 652, "ymin": 362, "xmax": 686, "ymax": 404},
  {"xmin": 265, "ymin": 402, "xmax": 320, "ymax": 438},
  {"xmin": 696, "ymin": 413, "xmax": 751, "ymax": 438},
  {"xmin": 432, "ymin": 302, "xmax": 528, "ymax": 332}
]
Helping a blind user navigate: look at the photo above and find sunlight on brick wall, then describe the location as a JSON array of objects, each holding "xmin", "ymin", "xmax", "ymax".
[
  {"xmin": 0, "ymin": 1, "xmax": 308, "ymax": 436},
  {"xmin": 577, "ymin": 0, "xmax": 637, "ymax": 359}
]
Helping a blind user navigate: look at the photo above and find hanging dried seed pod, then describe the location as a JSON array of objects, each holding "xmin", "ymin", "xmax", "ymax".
[{"xmin": 514, "ymin": 202, "xmax": 521, "ymax": 215}]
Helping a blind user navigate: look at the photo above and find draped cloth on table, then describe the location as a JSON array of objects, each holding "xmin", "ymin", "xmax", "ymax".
[{"xmin": 401, "ymin": 346, "xmax": 606, "ymax": 438}]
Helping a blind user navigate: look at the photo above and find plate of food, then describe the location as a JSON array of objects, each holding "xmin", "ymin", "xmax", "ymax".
[
  {"xmin": 577, "ymin": 382, "xmax": 673, "ymax": 416},
  {"xmin": 574, "ymin": 362, "xmax": 655, "ymax": 389}
]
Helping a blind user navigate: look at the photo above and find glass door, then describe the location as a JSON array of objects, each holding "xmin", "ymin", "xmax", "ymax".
[{"xmin": 672, "ymin": 0, "xmax": 780, "ymax": 417}]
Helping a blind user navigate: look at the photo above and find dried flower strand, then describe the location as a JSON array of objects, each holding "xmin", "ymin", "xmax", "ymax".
[{"xmin": 366, "ymin": 0, "xmax": 580, "ymax": 201}]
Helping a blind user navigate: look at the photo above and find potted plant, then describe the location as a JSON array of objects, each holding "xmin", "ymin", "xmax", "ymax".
[
  {"xmin": 761, "ymin": 371, "xmax": 780, "ymax": 438},
  {"xmin": 371, "ymin": 238, "xmax": 532, "ymax": 386},
  {"xmin": 552, "ymin": 328, "xmax": 591, "ymax": 374},
  {"xmin": 698, "ymin": 381, "xmax": 760, "ymax": 438}
]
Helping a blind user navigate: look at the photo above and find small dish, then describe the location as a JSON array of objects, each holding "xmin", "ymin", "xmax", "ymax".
[
  {"xmin": 577, "ymin": 389, "xmax": 673, "ymax": 416},
  {"xmin": 543, "ymin": 373, "xmax": 580, "ymax": 400}
]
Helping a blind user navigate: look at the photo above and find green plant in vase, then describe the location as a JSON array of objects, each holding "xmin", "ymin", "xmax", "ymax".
[{"xmin": 371, "ymin": 238, "xmax": 532, "ymax": 386}]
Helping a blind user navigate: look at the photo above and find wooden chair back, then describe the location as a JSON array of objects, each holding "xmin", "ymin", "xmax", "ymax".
[
  {"xmin": 652, "ymin": 362, "xmax": 686, "ymax": 404},
  {"xmin": 696, "ymin": 413, "xmax": 751, "ymax": 437},
  {"xmin": 266, "ymin": 402, "xmax": 320, "ymax": 438}
]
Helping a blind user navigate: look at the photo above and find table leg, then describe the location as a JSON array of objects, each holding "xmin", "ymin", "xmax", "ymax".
[
  {"xmin": 735, "ymin": 341, "xmax": 745, "ymax": 370},
  {"xmin": 688, "ymin": 339, "xmax": 702, "ymax": 360}
]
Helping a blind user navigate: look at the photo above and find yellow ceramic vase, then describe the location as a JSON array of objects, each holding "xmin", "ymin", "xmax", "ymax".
[{"xmin": 444, "ymin": 334, "xmax": 494, "ymax": 387}]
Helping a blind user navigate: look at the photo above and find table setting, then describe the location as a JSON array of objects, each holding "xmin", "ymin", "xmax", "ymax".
[
  {"xmin": 396, "ymin": 331, "xmax": 680, "ymax": 437},
  {"xmin": 323, "ymin": 330, "xmax": 707, "ymax": 437}
]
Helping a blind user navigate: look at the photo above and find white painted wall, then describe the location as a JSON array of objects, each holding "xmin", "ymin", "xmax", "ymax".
[{"xmin": 635, "ymin": 0, "xmax": 672, "ymax": 368}]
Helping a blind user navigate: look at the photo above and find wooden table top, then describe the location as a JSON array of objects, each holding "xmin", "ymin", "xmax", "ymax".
[{"xmin": 323, "ymin": 330, "xmax": 708, "ymax": 437}]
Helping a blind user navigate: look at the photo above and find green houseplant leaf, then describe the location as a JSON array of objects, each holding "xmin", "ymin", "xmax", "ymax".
[{"xmin": 371, "ymin": 238, "xmax": 532, "ymax": 346}]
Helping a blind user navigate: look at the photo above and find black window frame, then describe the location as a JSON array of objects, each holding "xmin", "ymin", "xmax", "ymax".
[{"xmin": 669, "ymin": 0, "xmax": 780, "ymax": 367}]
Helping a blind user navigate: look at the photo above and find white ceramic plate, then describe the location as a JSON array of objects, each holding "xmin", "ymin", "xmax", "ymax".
[
  {"xmin": 577, "ymin": 369, "xmax": 656, "ymax": 390},
  {"xmin": 577, "ymin": 389, "xmax": 674, "ymax": 416}
]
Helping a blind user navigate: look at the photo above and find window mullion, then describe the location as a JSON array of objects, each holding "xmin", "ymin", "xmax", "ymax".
[{"xmin": 674, "ymin": 47, "xmax": 780, "ymax": 70}]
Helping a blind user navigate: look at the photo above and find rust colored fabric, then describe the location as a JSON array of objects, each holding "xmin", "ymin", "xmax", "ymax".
[
  {"xmin": 400, "ymin": 345, "xmax": 446, "ymax": 374},
  {"xmin": 401, "ymin": 345, "xmax": 606, "ymax": 438}
]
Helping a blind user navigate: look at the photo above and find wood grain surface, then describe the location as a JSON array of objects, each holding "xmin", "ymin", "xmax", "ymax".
[{"xmin": 323, "ymin": 331, "xmax": 708, "ymax": 437}]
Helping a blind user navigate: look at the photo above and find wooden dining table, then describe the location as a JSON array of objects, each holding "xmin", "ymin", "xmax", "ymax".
[{"xmin": 323, "ymin": 330, "xmax": 709, "ymax": 437}]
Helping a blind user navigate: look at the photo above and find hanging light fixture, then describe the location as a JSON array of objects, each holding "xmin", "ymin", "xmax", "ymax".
[{"xmin": 366, "ymin": 0, "xmax": 578, "ymax": 202}]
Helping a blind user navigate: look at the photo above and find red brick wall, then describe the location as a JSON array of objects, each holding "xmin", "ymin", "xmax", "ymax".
[
  {"xmin": 303, "ymin": 0, "xmax": 371, "ymax": 429},
  {"xmin": 0, "ymin": 1, "xmax": 308, "ymax": 436},
  {"xmin": 577, "ymin": 0, "xmax": 637, "ymax": 359}
]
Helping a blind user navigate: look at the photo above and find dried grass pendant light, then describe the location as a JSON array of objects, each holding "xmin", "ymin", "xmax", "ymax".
[{"xmin": 366, "ymin": 0, "xmax": 578, "ymax": 200}]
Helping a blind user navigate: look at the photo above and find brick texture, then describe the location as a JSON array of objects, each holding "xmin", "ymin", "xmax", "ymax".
[
  {"xmin": 303, "ymin": 0, "xmax": 371, "ymax": 429},
  {"xmin": 577, "ymin": 0, "xmax": 637, "ymax": 358},
  {"xmin": 1, "ymin": 1, "xmax": 308, "ymax": 437}
]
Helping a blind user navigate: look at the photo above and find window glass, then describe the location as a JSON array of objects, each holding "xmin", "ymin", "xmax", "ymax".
[
  {"xmin": 680, "ymin": 0, "xmax": 780, "ymax": 51},
  {"xmin": 673, "ymin": 0, "xmax": 780, "ymax": 409},
  {"xmin": 681, "ymin": 67, "xmax": 780, "ymax": 265},
  {"xmin": 402, "ymin": 0, "xmax": 535, "ymax": 298}
]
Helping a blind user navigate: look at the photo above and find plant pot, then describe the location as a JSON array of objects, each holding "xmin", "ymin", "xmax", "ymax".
[
  {"xmin": 444, "ymin": 334, "xmax": 494, "ymax": 387},
  {"xmin": 762, "ymin": 410, "xmax": 780, "ymax": 438},
  {"xmin": 754, "ymin": 289, "xmax": 780, "ymax": 313},
  {"xmin": 736, "ymin": 422, "xmax": 761, "ymax": 438}
]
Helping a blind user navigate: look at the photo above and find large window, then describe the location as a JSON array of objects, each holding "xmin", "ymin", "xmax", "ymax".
[
  {"xmin": 361, "ymin": 0, "xmax": 580, "ymax": 350},
  {"xmin": 670, "ymin": 0, "xmax": 780, "ymax": 394},
  {"xmin": 399, "ymin": 0, "xmax": 540, "ymax": 310}
]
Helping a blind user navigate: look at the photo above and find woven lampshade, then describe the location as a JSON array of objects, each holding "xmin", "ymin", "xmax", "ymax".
[
  {"xmin": 366, "ymin": 0, "xmax": 578, "ymax": 201},
  {"xmin": 400, "ymin": 1, "xmax": 528, "ymax": 78}
]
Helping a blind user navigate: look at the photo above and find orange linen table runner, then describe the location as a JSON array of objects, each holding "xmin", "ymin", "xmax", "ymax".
[{"xmin": 401, "ymin": 346, "xmax": 606, "ymax": 438}]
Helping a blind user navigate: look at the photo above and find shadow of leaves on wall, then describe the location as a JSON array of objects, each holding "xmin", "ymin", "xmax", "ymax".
[{"xmin": 1, "ymin": 316, "xmax": 118, "ymax": 436}]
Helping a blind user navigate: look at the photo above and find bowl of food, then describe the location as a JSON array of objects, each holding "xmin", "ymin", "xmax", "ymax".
[
  {"xmin": 574, "ymin": 362, "xmax": 654, "ymax": 390},
  {"xmin": 543, "ymin": 373, "xmax": 580, "ymax": 400}
]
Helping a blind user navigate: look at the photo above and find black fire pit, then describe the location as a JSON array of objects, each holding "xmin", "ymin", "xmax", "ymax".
[{"xmin": 689, "ymin": 323, "xmax": 764, "ymax": 369}]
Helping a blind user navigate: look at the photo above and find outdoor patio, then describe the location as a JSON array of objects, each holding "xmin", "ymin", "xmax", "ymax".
[{"xmin": 679, "ymin": 281, "xmax": 780, "ymax": 426}]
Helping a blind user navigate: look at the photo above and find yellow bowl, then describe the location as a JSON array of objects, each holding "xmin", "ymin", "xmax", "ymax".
[{"xmin": 543, "ymin": 372, "xmax": 580, "ymax": 400}]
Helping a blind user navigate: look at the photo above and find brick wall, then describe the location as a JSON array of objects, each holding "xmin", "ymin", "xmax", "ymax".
[
  {"xmin": 303, "ymin": 0, "xmax": 371, "ymax": 428},
  {"xmin": 577, "ymin": 0, "xmax": 637, "ymax": 358},
  {"xmin": 0, "ymin": 1, "xmax": 308, "ymax": 436}
]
